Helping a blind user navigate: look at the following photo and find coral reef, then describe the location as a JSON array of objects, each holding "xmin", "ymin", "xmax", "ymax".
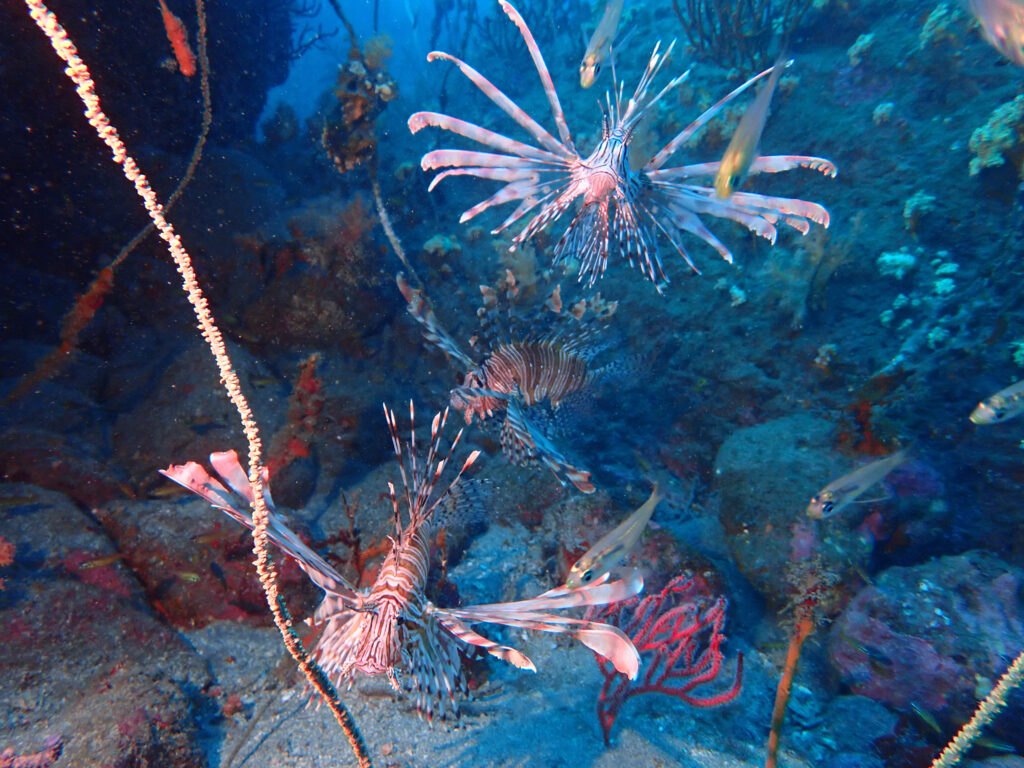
[
  {"xmin": 6, "ymin": 0, "xmax": 1024, "ymax": 764},
  {"xmin": 829, "ymin": 551, "xmax": 1024, "ymax": 748},
  {"xmin": 969, "ymin": 95, "xmax": 1024, "ymax": 176}
]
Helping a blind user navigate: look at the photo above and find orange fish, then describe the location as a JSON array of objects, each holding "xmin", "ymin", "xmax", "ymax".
[{"xmin": 158, "ymin": 0, "xmax": 196, "ymax": 77}]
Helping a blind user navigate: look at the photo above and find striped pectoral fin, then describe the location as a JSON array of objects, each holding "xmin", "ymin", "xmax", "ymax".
[
  {"xmin": 397, "ymin": 274, "xmax": 475, "ymax": 369},
  {"xmin": 434, "ymin": 612, "xmax": 536, "ymax": 671},
  {"xmin": 496, "ymin": 0, "xmax": 574, "ymax": 151},
  {"xmin": 503, "ymin": 568, "xmax": 644, "ymax": 610},
  {"xmin": 160, "ymin": 460, "xmax": 248, "ymax": 525},
  {"xmin": 571, "ymin": 623, "xmax": 640, "ymax": 680},
  {"xmin": 208, "ymin": 449, "xmax": 275, "ymax": 509},
  {"xmin": 408, "ymin": 113, "xmax": 563, "ymax": 164},
  {"xmin": 749, "ymin": 155, "xmax": 837, "ymax": 177},
  {"xmin": 162, "ymin": 454, "xmax": 360, "ymax": 603},
  {"xmin": 423, "ymin": 51, "xmax": 573, "ymax": 160},
  {"xmin": 504, "ymin": 399, "xmax": 595, "ymax": 493},
  {"xmin": 445, "ymin": 607, "xmax": 640, "ymax": 679},
  {"xmin": 728, "ymin": 191, "xmax": 831, "ymax": 228}
]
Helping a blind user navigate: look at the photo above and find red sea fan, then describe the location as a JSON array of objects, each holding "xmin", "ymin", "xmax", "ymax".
[{"xmin": 585, "ymin": 573, "xmax": 744, "ymax": 745}]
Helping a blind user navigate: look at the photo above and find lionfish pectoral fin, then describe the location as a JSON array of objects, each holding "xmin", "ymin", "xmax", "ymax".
[
  {"xmin": 160, "ymin": 461, "xmax": 240, "ymax": 519},
  {"xmin": 573, "ymin": 624, "xmax": 640, "ymax": 680},
  {"xmin": 209, "ymin": 449, "xmax": 274, "ymax": 509},
  {"xmin": 162, "ymin": 455, "xmax": 360, "ymax": 603},
  {"xmin": 441, "ymin": 571, "xmax": 643, "ymax": 677},
  {"xmin": 443, "ymin": 607, "xmax": 639, "ymax": 679},
  {"xmin": 434, "ymin": 612, "xmax": 536, "ymax": 671},
  {"xmin": 397, "ymin": 274, "xmax": 476, "ymax": 369},
  {"xmin": 749, "ymin": 155, "xmax": 837, "ymax": 178},
  {"xmin": 504, "ymin": 398, "xmax": 595, "ymax": 493}
]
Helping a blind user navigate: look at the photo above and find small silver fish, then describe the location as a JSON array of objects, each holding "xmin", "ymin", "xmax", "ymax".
[
  {"xmin": 806, "ymin": 450, "xmax": 908, "ymax": 519},
  {"xmin": 970, "ymin": 379, "xmax": 1024, "ymax": 424},
  {"xmin": 579, "ymin": 0, "xmax": 624, "ymax": 88},
  {"xmin": 714, "ymin": 56, "xmax": 791, "ymax": 199},
  {"xmin": 967, "ymin": 0, "xmax": 1024, "ymax": 66},
  {"xmin": 566, "ymin": 483, "xmax": 661, "ymax": 587}
]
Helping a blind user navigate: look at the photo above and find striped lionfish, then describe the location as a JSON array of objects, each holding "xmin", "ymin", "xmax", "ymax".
[
  {"xmin": 408, "ymin": 1, "xmax": 836, "ymax": 291},
  {"xmin": 398, "ymin": 273, "xmax": 609, "ymax": 494},
  {"xmin": 161, "ymin": 404, "xmax": 641, "ymax": 719}
]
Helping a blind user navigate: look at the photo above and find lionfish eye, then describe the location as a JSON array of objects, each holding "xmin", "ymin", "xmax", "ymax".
[
  {"xmin": 395, "ymin": 614, "xmax": 405, "ymax": 625},
  {"xmin": 455, "ymin": 371, "xmax": 465, "ymax": 386}
]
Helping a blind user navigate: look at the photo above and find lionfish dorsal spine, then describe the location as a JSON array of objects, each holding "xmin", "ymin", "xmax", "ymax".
[{"xmin": 496, "ymin": 0, "xmax": 574, "ymax": 152}]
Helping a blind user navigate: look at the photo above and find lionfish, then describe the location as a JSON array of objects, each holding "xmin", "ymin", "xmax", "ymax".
[
  {"xmin": 408, "ymin": 1, "xmax": 836, "ymax": 291},
  {"xmin": 161, "ymin": 403, "xmax": 641, "ymax": 718},
  {"xmin": 398, "ymin": 273, "xmax": 610, "ymax": 494}
]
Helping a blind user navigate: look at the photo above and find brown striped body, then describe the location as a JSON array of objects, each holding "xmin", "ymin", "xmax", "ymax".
[
  {"xmin": 458, "ymin": 340, "xmax": 593, "ymax": 424},
  {"xmin": 315, "ymin": 526, "xmax": 437, "ymax": 684}
]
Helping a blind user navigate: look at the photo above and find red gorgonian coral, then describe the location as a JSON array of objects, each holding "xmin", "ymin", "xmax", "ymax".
[{"xmin": 586, "ymin": 573, "xmax": 744, "ymax": 745}]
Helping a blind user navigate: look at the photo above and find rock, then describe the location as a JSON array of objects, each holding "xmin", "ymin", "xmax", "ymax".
[
  {"xmin": 110, "ymin": 340, "xmax": 282, "ymax": 488},
  {"xmin": 713, "ymin": 414, "xmax": 868, "ymax": 603},
  {"xmin": 92, "ymin": 496, "xmax": 318, "ymax": 629},
  {"xmin": 0, "ymin": 429, "xmax": 128, "ymax": 509},
  {"xmin": 0, "ymin": 484, "xmax": 212, "ymax": 767},
  {"xmin": 828, "ymin": 550, "xmax": 1024, "ymax": 747}
]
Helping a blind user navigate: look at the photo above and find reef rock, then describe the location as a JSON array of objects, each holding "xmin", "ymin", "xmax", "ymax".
[
  {"xmin": 713, "ymin": 414, "xmax": 868, "ymax": 603},
  {"xmin": 0, "ymin": 484, "xmax": 211, "ymax": 767},
  {"xmin": 92, "ymin": 495, "xmax": 318, "ymax": 629},
  {"xmin": 829, "ymin": 550, "xmax": 1024, "ymax": 746}
]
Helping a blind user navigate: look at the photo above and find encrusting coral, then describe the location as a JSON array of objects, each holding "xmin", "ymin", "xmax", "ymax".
[{"xmin": 968, "ymin": 94, "xmax": 1024, "ymax": 176}]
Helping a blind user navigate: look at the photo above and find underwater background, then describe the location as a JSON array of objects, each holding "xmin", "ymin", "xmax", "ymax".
[{"xmin": 1, "ymin": 0, "xmax": 1023, "ymax": 766}]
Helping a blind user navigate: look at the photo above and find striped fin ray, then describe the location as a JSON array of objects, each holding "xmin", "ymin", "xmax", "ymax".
[
  {"xmin": 404, "ymin": 616, "xmax": 467, "ymax": 719},
  {"xmin": 383, "ymin": 402, "xmax": 481, "ymax": 530},
  {"xmin": 645, "ymin": 62, "xmax": 782, "ymax": 172},
  {"xmin": 397, "ymin": 273, "xmax": 476, "ymax": 369},
  {"xmin": 503, "ymin": 394, "xmax": 594, "ymax": 493},
  {"xmin": 423, "ymin": 51, "xmax": 573, "ymax": 159},
  {"xmin": 553, "ymin": 200, "xmax": 613, "ymax": 287},
  {"xmin": 435, "ymin": 570, "xmax": 643, "ymax": 678},
  {"xmin": 646, "ymin": 155, "xmax": 837, "ymax": 182},
  {"xmin": 408, "ymin": 112, "xmax": 564, "ymax": 165},
  {"xmin": 496, "ymin": 0, "xmax": 574, "ymax": 151},
  {"xmin": 434, "ymin": 612, "xmax": 537, "ymax": 670},
  {"xmin": 160, "ymin": 452, "xmax": 360, "ymax": 605}
]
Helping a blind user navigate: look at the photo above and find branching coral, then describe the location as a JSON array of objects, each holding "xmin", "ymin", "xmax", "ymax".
[
  {"xmin": 672, "ymin": 0, "xmax": 815, "ymax": 71},
  {"xmin": 585, "ymin": 573, "xmax": 743, "ymax": 745}
]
